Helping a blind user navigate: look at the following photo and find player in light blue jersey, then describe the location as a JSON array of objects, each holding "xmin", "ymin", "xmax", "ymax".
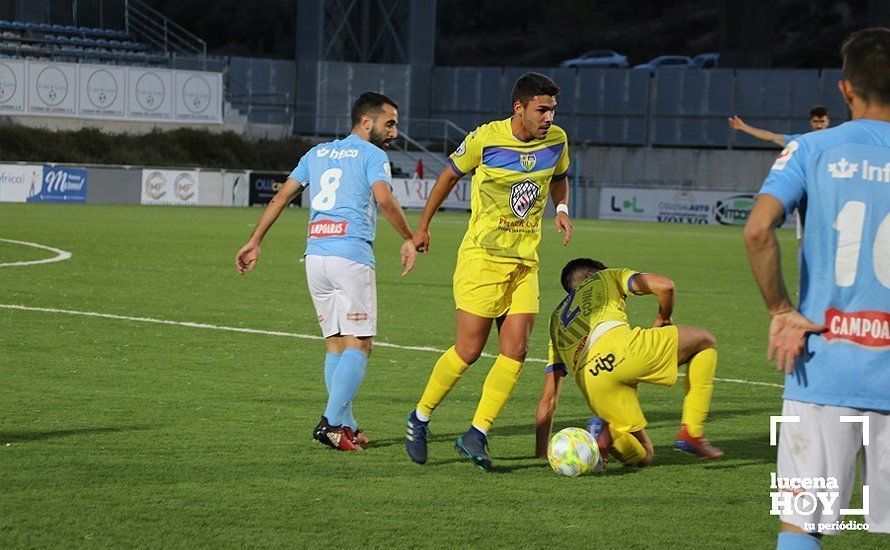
[
  {"xmin": 236, "ymin": 92, "xmax": 417, "ymax": 451},
  {"xmin": 744, "ymin": 29, "xmax": 890, "ymax": 549}
]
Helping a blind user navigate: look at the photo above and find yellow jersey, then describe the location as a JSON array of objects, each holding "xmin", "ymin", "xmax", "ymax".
[
  {"xmin": 546, "ymin": 268, "xmax": 640, "ymax": 375},
  {"xmin": 449, "ymin": 118, "xmax": 570, "ymax": 266}
]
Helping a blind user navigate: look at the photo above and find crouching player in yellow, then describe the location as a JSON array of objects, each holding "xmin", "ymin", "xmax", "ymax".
[{"xmin": 535, "ymin": 258, "xmax": 724, "ymax": 467}]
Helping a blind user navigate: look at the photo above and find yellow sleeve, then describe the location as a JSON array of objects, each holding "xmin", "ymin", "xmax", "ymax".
[
  {"xmin": 553, "ymin": 133, "xmax": 570, "ymax": 178},
  {"xmin": 449, "ymin": 128, "xmax": 483, "ymax": 176},
  {"xmin": 605, "ymin": 268, "xmax": 640, "ymax": 297}
]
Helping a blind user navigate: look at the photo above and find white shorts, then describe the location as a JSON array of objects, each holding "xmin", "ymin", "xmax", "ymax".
[
  {"xmin": 776, "ymin": 399, "xmax": 890, "ymax": 535},
  {"xmin": 305, "ymin": 255, "xmax": 377, "ymax": 338}
]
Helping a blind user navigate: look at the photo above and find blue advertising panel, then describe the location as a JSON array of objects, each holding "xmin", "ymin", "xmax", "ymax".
[{"xmin": 27, "ymin": 166, "xmax": 88, "ymax": 203}]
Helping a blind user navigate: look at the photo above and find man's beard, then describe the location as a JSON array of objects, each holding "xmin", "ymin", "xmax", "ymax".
[{"xmin": 370, "ymin": 128, "xmax": 391, "ymax": 149}]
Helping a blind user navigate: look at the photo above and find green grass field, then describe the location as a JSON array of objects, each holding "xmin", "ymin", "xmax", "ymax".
[{"xmin": 0, "ymin": 203, "xmax": 880, "ymax": 548}]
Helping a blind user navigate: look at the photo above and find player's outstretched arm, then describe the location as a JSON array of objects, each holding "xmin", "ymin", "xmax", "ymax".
[
  {"xmin": 535, "ymin": 370, "xmax": 565, "ymax": 458},
  {"xmin": 235, "ymin": 178, "xmax": 303, "ymax": 275},
  {"xmin": 728, "ymin": 115, "xmax": 787, "ymax": 147},
  {"xmin": 549, "ymin": 175, "xmax": 572, "ymax": 246},
  {"xmin": 744, "ymin": 195, "xmax": 826, "ymax": 373},
  {"xmin": 412, "ymin": 164, "xmax": 462, "ymax": 253},
  {"xmin": 372, "ymin": 181, "xmax": 417, "ymax": 276},
  {"xmin": 630, "ymin": 273, "xmax": 675, "ymax": 327}
]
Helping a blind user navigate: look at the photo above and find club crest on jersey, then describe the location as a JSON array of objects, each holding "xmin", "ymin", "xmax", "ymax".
[
  {"xmin": 510, "ymin": 178, "xmax": 540, "ymax": 219},
  {"xmin": 520, "ymin": 153, "xmax": 537, "ymax": 172}
]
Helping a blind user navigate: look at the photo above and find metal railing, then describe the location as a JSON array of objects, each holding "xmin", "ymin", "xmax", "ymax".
[{"xmin": 125, "ymin": 0, "xmax": 206, "ymax": 56}]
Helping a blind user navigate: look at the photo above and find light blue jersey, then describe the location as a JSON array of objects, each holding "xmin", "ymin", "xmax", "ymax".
[
  {"xmin": 289, "ymin": 134, "xmax": 392, "ymax": 267},
  {"xmin": 783, "ymin": 133, "xmax": 802, "ymax": 145},
  {"xmin": 760, "ymin": 119, "xmax": 890, "ymax": 411}
]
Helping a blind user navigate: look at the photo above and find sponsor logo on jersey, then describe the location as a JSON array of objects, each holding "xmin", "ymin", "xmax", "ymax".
[
  {"xmin": 827, "ymin": 157, "xmax": 890, "ymax": 182},
  {"xmin": 771, "ymin": 141, "xmax": 799, "ymax": 171},
  {"xmin": 510, "ymin": 178, "xmax": 540, "ymax": 219},
  {"xmin": 520, "ymin": 153, "xmax": 537, "ymax": 172},
  {"xmin": 453, "ymin": 141, "xmax": 466, "ymax": 157},
  {"xmin": 308, "ymin": 220, "xmax": 348, "ymax": 238},
  {"xmin": 316, "ymin": 147, "xmax": 359, "ymax": 160},
  {"xmin": 824, "ymin": 308, "xmax": 890, "ymax": 348}
]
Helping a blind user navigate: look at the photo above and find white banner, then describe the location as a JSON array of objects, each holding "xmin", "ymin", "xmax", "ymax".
[
  {"xmin": 141, "ymin": 169, "xmax": 200, "ymax": 206},
  {"xmin": 127, "ymin": 67, "xmax": 174, "ymax": 121},
  {"xmin": 0, "ymin": 164, "xmax": 43, "ymax": 202},
  {"xmin": 392, "ymin": 177, "xmax": 470, "ymax": 210},
  {"xmin": 28, "ymin": 61, "xmax": 77, "ymax": 115},
  {"xmin": 174, "ymin": 71, "xmax": 222, "ymax": 123},
  {"xmin": 0, "ymin": 59, "xmax": 222, "ymax": 124},
  {"xmin": 226, "ymin": 171, "xmax": 249, "ymax": 207},
  {"xmin": 0, "ymin": 60, "xmax": 26, "ymax": 113},
  {"xmin": 79, "ymin": 65, "xmax": 126, "ymax": 118},
  {"xmin": 599, "ymin": 187, "xmax": 797, "ymax": 226}
]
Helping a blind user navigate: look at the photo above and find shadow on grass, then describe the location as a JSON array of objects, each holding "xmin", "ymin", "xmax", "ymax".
[{"xmin": 0, "ymin": 426, "xmax": 150, "ymax": 443}]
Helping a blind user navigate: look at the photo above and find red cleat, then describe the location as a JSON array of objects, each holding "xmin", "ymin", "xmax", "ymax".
[
  {"xmin": 353, "ymin": 429, "xmax": 369, "ymax": 447},
  {"xmin": 329, "ymin": 427, "xmax": 364, "ymax": 451},
  {"xmin": 674, "ymin": 424, "xmax": 724, "ymax": 459}
]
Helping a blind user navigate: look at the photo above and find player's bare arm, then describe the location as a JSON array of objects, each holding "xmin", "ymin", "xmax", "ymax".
[
  {"xmin": 728, "ymin": 115, "xmax": 787, "ymax": 147},
  {"xmin": 549, "ymin": 175, "xmax": 572, "ymax": 246},
  {"xmin": 235, "ymin": 177, "xmax": 304, "ymax": 275},
  {"xmin": 412, "ymin": 164, "xmax": 463, "ymax": 253},
  {"xmin": 534, "ymin": 370, "xmax": 565, "ymax": 458},
  {"xmin": 372, "ymin": 180, "xmax": 417, "ymax": 276},
  {"xmin": 630, "ymin": 273, "xmax": 676, "ymax": 327},
  {"xmin": 744, "ymin": 195, "xmax": 826, "ymax": 373}
]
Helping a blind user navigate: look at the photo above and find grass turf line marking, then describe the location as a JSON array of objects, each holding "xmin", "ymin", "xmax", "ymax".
[
  {"xmin": 0, "ymin": 303, "xmax": 783, "ymax": 389},
  {"xmin": 0, "ymin": 238, "xmax": 72, "ymax": 267}
]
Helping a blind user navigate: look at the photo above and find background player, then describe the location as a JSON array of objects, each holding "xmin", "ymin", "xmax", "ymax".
[
  {"xmin": 744, "ymin": 28, "xmax": 890, "ymax": 549},
  {"xmin": 728, "ymin": 106, "xmax": 831, "ymax": 147},
  {"xmin": 534, "ymin": 258, "xmax": 722, "ymax": 468},
  {"xmin": 235, "ymin": 92, "xmax": 417, "ymax": 452},
  {"xmin": 405, "ymin": 73, "xmax": 573, "ymax": 470}
]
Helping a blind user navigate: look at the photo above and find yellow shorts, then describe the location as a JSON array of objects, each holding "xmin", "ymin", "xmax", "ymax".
[
  {"xmin": 575, "ymin": 324, "xmax": 679, "ymax": 434},
  {"xmin": 452, "ymin": 255, "xmax": 539, "ymax": 318}
]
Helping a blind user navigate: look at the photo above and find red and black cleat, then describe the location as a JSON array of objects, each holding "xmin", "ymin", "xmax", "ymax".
[
  {"xmin": 353, "ymin": 428, "xmax": 369, "ymax": 447},
  {"xmin": 674, "ymin": 424, "xmax": 724, "ymax": 459}
]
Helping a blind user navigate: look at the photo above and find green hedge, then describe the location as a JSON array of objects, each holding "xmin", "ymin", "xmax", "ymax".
[{"xmin": 0, "ymin": 124, "xmax": 311, "ymax": 171}]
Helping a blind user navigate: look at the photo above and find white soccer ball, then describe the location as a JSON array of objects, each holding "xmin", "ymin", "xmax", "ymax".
[{"xmin": 547, "ymin": 427, "xmax": 600, "ymax": 477}]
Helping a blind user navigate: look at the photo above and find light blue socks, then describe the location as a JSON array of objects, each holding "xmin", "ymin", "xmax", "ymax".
[{"xmin": 323, "ymin": 349, "xmax": 366, "ymax": 430}]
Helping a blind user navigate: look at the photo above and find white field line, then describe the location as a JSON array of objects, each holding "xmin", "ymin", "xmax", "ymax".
[
  {"xmin": 0, "ymin": 303, "xmax": 784, "ymax": 389},
  {"xmin": 0, "ymin": 238, "xmax": 72, "ymax": 267}
]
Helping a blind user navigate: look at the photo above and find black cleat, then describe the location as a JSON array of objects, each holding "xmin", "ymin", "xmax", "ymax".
[
  {"xmin": 405, "ymin": 410, "xmax": 430, "ymax": 464},
  {"xmin": 455, "ymin": 427, "xmax": 492, "ymax": 471}
]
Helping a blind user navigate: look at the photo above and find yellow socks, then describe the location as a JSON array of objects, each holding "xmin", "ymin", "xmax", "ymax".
[
  {"xmin": 610, "ymin": 430, "xmax": 647, "ymax": 466},
  {"xmin": 471, "ymin": 354, "xmax": 524, "ymax": 432},
  {"xmin": 681, "ymin": 349, "xmax": 718, "ymax": 438},
  {"xmin": 416, "ymin": 346, "xmax": 470, "ymax": 417}
]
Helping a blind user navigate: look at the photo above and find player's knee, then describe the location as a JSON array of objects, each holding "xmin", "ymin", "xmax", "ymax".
[
  {"xmin": 700, "ymin": 330, "xmax": 717, "ymax": 350},
  {"xmin": 500, "ymin": 344, "xmax": 528, "ymax": 363},
  {"xmin": 454, "ymin": 343, "xmax": 483, "ymax": 365}
]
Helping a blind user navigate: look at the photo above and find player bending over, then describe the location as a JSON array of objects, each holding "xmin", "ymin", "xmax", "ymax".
[
  {"xmin": 535, "ymin": 258, "xmax": 723, "ymax": 468},
  {"xmin": 236, "ymin": 92, "xmax": 416, "ymax": 452}
]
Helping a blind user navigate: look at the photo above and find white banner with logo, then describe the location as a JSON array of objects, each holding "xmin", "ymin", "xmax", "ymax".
[
  {"xmin": 599, "ymin": 187, "xmax": 798, "ymax": 226},
  {"xmin": 79, "ymin": 65, "xmax": 126, "ymax": 118},
  {"xmin": 0, "ymin": 59, "xmax": 222, "ymax": 124},
  {"xmin": 0, "ymin": 60, "xmax": 27, "ymax": 113},
  {"xmin": 391, "ymin": 177, "xmax": 470, "ymax": 210},
  {"xmin": 141, "ymin": 169, "xmax": 200, "ymax": 206},
  {"xmin": 0, "ymin": 164, "xmax": 43, "ymax": 202}
]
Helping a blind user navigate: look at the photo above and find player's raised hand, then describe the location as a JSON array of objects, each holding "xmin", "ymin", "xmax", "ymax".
[
  {"xmin": 400, "ymin": 239, "xmax": 417, "ymax": 276},
  {"xmin": 728, "ymin": 115, "xmax": 745, "ymax": 130},
  {"xmin": 767, "ymin": 310, "xmax": 827, "ymax": 374},
  {"xmin": 555, "ymin": 212, "xmax": 572, "ymax": 246},
  {"xmin": 413, "ymin": 227, "xmax": 430, "ymax": 253},
  {"xmin": 235, "ymin": 241, "xmax": 260, "ymax": 275}
]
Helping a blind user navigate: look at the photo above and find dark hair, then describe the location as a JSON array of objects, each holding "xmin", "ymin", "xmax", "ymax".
[
  {"xmin": 809, "ymin": 105, "xmax": 829, "ymax": 118},
  {"xmin": 841, "ymin": 28, "xmax": 890, "ymax": 106},
  {"xmin": 511, "ymin": 72, "xmax": 560, "ymax": 106},
  {"xmin": 351, "ymin": 91, "xmax": 399, "ymax": 126},
  {"xmin": 560, "ymin": 258, "xmax": 607, "ymax": 293}
]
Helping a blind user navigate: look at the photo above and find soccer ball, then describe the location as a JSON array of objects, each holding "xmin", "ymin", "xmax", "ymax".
[{"xmin": 547, "ymin": 427, "xmax": 600, "ymax": 477}]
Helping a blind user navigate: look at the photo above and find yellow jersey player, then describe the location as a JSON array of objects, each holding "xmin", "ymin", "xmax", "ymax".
[
  {"xmin": 535, "ymin": 258, "xmax": 724, "ymax": 468},
  {"xmin": 405, "ymin": 72, "xmax": 573, "ymax": 470}
]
